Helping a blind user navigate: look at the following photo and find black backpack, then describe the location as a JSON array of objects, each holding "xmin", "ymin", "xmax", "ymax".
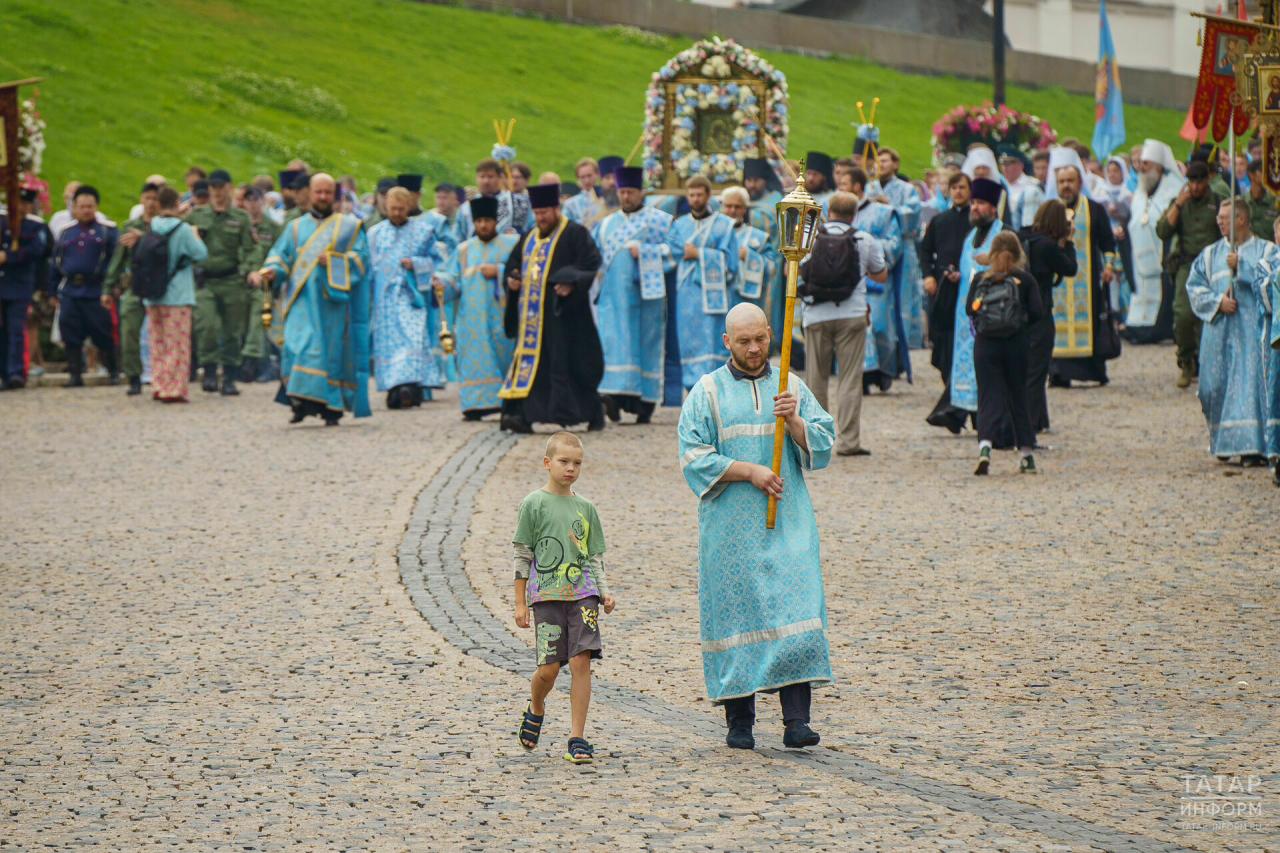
[
  {"xmin": 970, "ymin": 272, "xmax": 1026, "ymax": 338},
  {"xmin": 130, "ymin": 225, "xmax": 174, "ymax": 300},
  {"xmin": 799, "ymin": 228, "xmax": 861, "ymax": 304}
]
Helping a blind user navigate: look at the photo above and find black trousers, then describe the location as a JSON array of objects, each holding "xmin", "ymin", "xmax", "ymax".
[
  {"xmin": 974, "ymin": 331, "xmax": 1035, "ymax": 450},
  {"xmin": 1026, "ymin": 308, "xmax": 1056, "ymax": 432},
  {"xmin": 0, "ymin": 298, "xmax": 28, "ymax": 380},
  {"xmin": 723, "ymin": 682, "xmax": 811, "ymax": 729},
  {"xmin": 59, "ymin": 295, "xmax": 114, "ymax": 351}
]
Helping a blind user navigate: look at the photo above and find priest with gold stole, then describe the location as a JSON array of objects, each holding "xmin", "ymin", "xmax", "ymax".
[
  {"xmin": 499, "ymin": 183, "xmax": 603, "ymax": 433},
  {"xmin": 250, "ymin": 174, "xmax": 371, "ymax": 425}
]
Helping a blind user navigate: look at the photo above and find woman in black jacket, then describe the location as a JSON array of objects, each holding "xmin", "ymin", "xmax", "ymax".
[
  {"xmin": 1017, "ymin": 200, "xmax": 1078, "ymax": 433},
  {"xmin": 967, "ymin": 231, "xmax": 1045, "ymax": 475}
]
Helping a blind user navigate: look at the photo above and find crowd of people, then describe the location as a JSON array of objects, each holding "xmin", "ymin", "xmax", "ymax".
[{"xmin": 2, "ymin": 131, "xmax": 1279, "ymax": 482}]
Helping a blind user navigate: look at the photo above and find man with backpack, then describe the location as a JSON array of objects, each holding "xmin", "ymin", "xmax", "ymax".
[
  {"xmin": 103, "ymin": 182, "xmax": 163, "ymax": 396},
  {"xmin": 132, "ymin": 187, "xmax": 207, "ymax": 402},
  {"xmin": 798, "ymin": 190, "xmax": 888, "ymax": 456}
]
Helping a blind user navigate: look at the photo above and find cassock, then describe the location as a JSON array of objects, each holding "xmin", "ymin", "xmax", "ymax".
[
  {"xmin": 500, "ymin": 216, "xmax": 603, "ymax": 427},
  {"xmin": 367, "ymin": 217, "xmax": 447, "ymax": 395},
  {"xmin": 263, "ymin": 211, "xmax": 371, "ymax": 418},
  {"xmin": 435, "ymin": 231, "xmax": 520, "ymax": 416},
  {"xmin": 1048, "ymin": 194, "xmax": 1120, "ymax": 386},
  {"xmin": 1186, "ymin": 236, "xmax": 1274, "ymax": 457},
  {"xmin": 665, "ymin": 210, "xmax": 740, "ymax": 388},
  {"xmin": 920, "ymin": 201, "xmax": 971, "ymax": 389},
  {"xmin": 591, "ymin": 204, "xmax": 675, "ymax": 413},
  {"xmin": 1126, "ymin": 141, "xmax": 1186, "ymax": 341},
  {"xmin": 873, "ymin": 174, "xmax": 926, "ymax": 349},
  {"xmin": 677, "ymin": 363, "xmax": 835, "ymax": 702},
  {"xmin": 854, "ymin": 197, "xmax": 911, "ymax": 386}
]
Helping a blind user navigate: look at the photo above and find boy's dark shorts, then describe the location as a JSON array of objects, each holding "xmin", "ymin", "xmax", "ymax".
[{"xmin": 532, "ymin": 595, "xmax": 603, "ymax": 666}]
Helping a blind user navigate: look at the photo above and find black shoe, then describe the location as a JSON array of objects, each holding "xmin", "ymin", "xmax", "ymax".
[
  {"xmin": 399, "ymin": 386, "xmax": 416, "ymax": 409},
  {"xmin": 386, "ymin": 389, "xmax": 402, "ymax": 410},
  {"xmin": 587, "ymin": 419, "xmax": 606, "ymax": 432},
  {"xmin": 7, "ymin": 375, "xmax": 25, "ymax": 389},
  {"xmin": 725, "ymin": 726, "xmax": 755, "ymax": 750},
  {"xmin": 463, "ymin": 410, "xmax": 484, "ymax": 421},
  {"xmin": 783, "ymin": 722, "xmax": 820, "ymax": 748},
  {"xmin": 63, "ymin": 373, "xmax": 84, "ymax": 388},
  {"xmin": 107, "ymin": 370, "xmax": 121, "ymax": 386},
  {"xmin": 201, "ymin": 366, "xmax": 219, "ymax": 393},
  {"xmin": 877, "ymin": 375, "xmax": 893, "ymax": 393},
  {"xmin": 1048, "ymin": 375, "xmax": 1070, "ymax": 388},
  {"xmin": 1242, "ymin": 454, "xmax": 1266, "ymax": 468},
  {"xmin": 221, "ymin": 373, "xmax": 239, "ymax": 396},
  {"xmin": 127, "ymin": 376, "xmax": 142, "ymax": 396},
  {"xmin": 500, "ymin": 414, "xmax": 533, "ymax": 434},
  {"xmin": 1272, "ymin": 464, "xmax": 1280, "ymax": 487},
  {"xmin": 636, "ymin": 411, "xmax": 652, "ymax": 424},
  {"xmin": 836, "ymin": 447, "xmax": 871, "ymax": 457},
  {"xmin": 601, "ymin": 394, "xmax": 621, "ymax": 423}
]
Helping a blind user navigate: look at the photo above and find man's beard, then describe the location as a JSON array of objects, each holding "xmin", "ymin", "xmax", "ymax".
[
  {"xmin": 690, "ymin": 202, "xmax": 708, "ymax": 217},
  {"xmin": 969, "ymin": 208, "xmax": 995, "ymax": 228},
  {"xmin": 731, "ymin": 350, "xmax": 766, "ymax": 374},
  {"xmin": 1059, "ymin": 189, "xmax": 1077, "ymax": 208},
  {"xmin": 311, "ymin": 200, "xmax": 334, "ymax": 217},
  {"xmin": 621, "ymin": 200, "xmax": 644, "ymax": 214},
  {"xmin": 747, "ymin": 186, "xmax": 763, "ymax": 201},
  {"xmin": 601, "ymin": 187, "xmax": 619, "ymax": 208},
  {"xmin": 1139, "ymin": 168, "xmax": 1161, "ymax": 194}
]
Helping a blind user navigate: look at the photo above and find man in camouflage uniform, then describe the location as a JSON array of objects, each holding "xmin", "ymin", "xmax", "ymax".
[
  {"xmin": 238, "ymin": 185, "xmax": 284, "ymax": 382},
  {"xmin": 103, "ymin": 181, "xmax": 163, "ymax": 396},
  {"xmin": 185, "ymin": 168, "xmax": 255, "ymax": 395},
  {"xmin": 1156, "ymin": 160, "xmax": 1224, "ymax": 388}
]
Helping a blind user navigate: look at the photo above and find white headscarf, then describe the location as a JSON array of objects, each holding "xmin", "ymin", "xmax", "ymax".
[
  {"xmin": 1102, "ymin": 156, "xmax": 1132, "ymax": 203},
  {"xmin": 1044, "ymin": 146, "xmax": 1093, "ymax": 201},
  {"xmin": 961, "ymin": 147, "xmax": 999, "ymax": 180},
  {"xmin": 1140, "ymin": 139, "xmax": 1180, "ymax": 174}
]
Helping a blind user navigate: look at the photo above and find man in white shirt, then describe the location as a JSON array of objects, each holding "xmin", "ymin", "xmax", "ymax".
[{"xmin": 798, "ymin": 190, "xmax": 889, "ymax": 456}]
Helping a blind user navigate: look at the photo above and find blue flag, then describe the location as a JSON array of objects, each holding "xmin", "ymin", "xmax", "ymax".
[{"xmin": 1092, "ymin": 0, "xmax": 1126, "ymax": 157}]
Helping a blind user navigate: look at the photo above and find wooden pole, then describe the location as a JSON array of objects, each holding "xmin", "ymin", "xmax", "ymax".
[
  {"xmin": 766, "ymin": 257, "xmax": 799, "ymax": 529},
  {"xmin": 993, "ymin": 0, "xmax": 1007, "ymax": 106}
]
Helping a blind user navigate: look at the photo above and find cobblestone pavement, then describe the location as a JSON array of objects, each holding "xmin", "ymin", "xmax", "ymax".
[{"xmin": 3, "ymin": 343, "xmax": 1277, "ymax": 852}]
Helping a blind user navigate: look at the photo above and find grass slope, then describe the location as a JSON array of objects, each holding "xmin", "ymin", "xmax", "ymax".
[{"xmin": 5, "ymin": 0, "xmax": 1185, "ymax": 219}]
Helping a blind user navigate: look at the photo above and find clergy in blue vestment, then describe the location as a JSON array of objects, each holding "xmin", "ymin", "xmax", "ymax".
[
  {"xmin": 592, "ymin": 166, "xmax": 675, "ymax": 424},
  {"xmin": 426, "ymin": 182, "xmax": 472, "ymax": 253},
  {"xmin": 677, "ymin": 302, "xmax": 835, "ymax": 751},
  {"xmin": 931, "ymin": 177, "xmax": 1016, "ymax": 446},
  {"xmin": 804, "ymin": 151, "xmax": 835, "ymax": 213},
  {"xmin": 499, "ymin": 183, "xmax": 604, "ymax": 433},
  {"xmin": 1261, "ymin": 245, "xmax": 1280, "ymax": 483},
  {"xmin": 849, "ymin": 168, "xmax": 911, "ymax": 391},
  {"xmin": 367, "ymin": 187, "xmax": 447, "ymax": 410},
  {"xmin": 872, "ymin": 147, "xmax": 926, "ymax": 349},
  {"xmin": 743, "ymin": 158, "xmax": 786, "ymax": 333},
  {"xmin": 720, "ymin": 186, "xmax": 779, "ymax": 315},
  {"xmin": 434, "ymin": 196, "xmax": 519, "ymax": 420},
  {"xmin": 474, "ymin": 158, "xmax": 535, "ymax": 235},
  {"xmin": 563, "ymin": 156, "xmax": 622, "ymax": 231},
  {"xmin": 252, "ymin": 174, "xmax": 371, "ymax": 425},
  {"xmin": 665, "ymin": 176, "xmax": 741, "ymax": 388},
  {"xmin": 1187, "ymin": 198, "xmax": 1274, "ymax": 463}
]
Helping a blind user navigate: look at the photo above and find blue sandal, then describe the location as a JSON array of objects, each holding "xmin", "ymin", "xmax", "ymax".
[
  {"xmin": 518, "ymin": 703, "xmax": 543, "ymax": 751},
  {"xmin": 564, "ymin": 737, "xmax": 594, "ymax": 764}
]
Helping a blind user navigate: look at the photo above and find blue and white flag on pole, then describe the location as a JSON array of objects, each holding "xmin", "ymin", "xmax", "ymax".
[{"xmin": 1092, "ymin": 0, "xmax": 1126, "ymax": 157}]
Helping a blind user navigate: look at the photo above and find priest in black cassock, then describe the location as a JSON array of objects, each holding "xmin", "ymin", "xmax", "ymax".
[
  {"xmin": 499, "ymin": 182, "xmax": 604, "ymax": 433},
  {"xmin": 922, "ymin": 171, "xmax": 973, "ymax": 434}
]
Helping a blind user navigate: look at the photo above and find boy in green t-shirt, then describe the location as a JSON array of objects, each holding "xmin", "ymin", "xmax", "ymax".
[{"xmin": 514, "ymin": 432, "xmax": 615, "ymax": 764}]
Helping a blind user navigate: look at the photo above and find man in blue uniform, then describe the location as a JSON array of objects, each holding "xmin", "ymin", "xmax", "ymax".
[
  {"xmin": 53, "ymin": 185, "xmax": 119, "ymax": 387},
  {"xmin": 0, "ymin": 189, "xmax": 49, "ymax": 389}
]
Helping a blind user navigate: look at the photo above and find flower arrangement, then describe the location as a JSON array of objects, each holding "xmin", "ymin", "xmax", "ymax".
[
  {"xmin": 930, "ymin": 102, "xmax": 1057, "ymax": 164},
  {"xmin": 18, "ymin": 96, "xmax": 45, "ymax": 176},
  {"xmin": 642, "ymin": 38, "xmax": 789, "ymax": 187}
]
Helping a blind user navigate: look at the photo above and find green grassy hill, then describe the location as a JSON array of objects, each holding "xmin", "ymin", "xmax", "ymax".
[{"xmin": 6, "ymin": 0, "xmax": 1185, "ymax": 219}]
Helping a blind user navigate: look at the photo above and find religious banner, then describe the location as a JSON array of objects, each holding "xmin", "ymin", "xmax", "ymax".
[
  {"xmin": 1231, "ymin": 28, "xmax": 1280, "ymax": 191},
  {"xmin": 1191, "ymin": 15, "xmax": 1260, "ymax": 141},
  {"xmin": 641, "ymin": 38, "xmax": 789, "ymax": 190},
  {"xmin": 0, "ymin": 78, "xmax": 43, "ymax": 249}
]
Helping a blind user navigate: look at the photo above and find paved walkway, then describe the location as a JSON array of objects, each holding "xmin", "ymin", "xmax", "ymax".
[{"xmin": 2, "ymin": 343, "xmax": 1276, "ymax": 851}]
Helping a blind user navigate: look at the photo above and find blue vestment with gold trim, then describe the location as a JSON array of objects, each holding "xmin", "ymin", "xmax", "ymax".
[{"xmin": 263, "ymin": 213, "xmax": 371, "ymax": 416}]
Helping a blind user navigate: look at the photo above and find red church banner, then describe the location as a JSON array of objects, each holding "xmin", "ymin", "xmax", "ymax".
[{"xmin": 1193, "ymin": 17, "xmax": 1259, "ymax": 141}]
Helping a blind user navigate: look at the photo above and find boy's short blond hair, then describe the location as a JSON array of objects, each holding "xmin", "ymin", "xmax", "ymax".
[{"xmin": 545, "ymin": 431, "xmax": 584, "ymax": 457}]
